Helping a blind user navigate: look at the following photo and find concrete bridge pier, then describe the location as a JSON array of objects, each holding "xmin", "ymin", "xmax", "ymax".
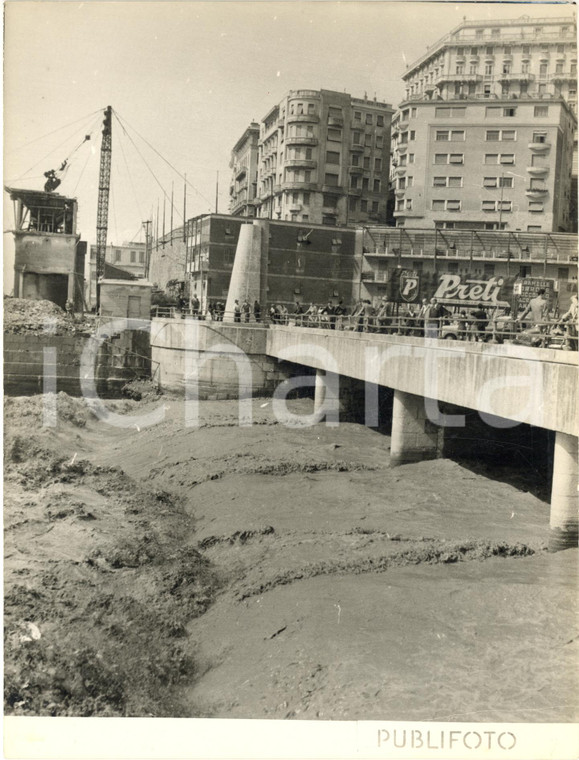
[
  {"xmin": 314, "ymin": 369, "xmax": 339, "ymax": 423},
  {"xmin": 549, "ymin": 432, "xmax": 579, "ymax": 551},
  {"xmin": 390, "ymin": 390, "xmax": 440, "ymax": 467}
]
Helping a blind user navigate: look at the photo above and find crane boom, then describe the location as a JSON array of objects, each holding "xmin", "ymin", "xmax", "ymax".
[{"xmin": 95, "ymin": 106, "xmax": 112, "ymax": 308}]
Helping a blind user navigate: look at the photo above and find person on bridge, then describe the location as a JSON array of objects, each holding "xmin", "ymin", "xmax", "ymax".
[
  {"xmin": 518, "ymin": 289, "xmax": 548, "ymax": 329},
  {"xmin": 560, "ymin": 294, "xmax": 578, "ymax": 351},
  {"xmin": 423, "ymin": 298, "xmax": 446, "ymax": 338},
  {"xmin": 233, "ymin": 300, "xmax": 241, "ymax": 323},
  {"xmin": 242, "ymin": 299, "xmax": 251, "ymax": 323},
  {"xmin": 253, "ymin": 300, "xmax": 261, "ymax": 323}
]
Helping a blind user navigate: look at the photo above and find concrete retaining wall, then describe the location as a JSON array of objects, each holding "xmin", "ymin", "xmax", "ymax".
[
  {"xmin": 150, "ymin": 318, "xmax": 290, "ymax": 397},
  {"xmin": 4, "ymin": 331, "xmax": 151, "ymax": 398}
]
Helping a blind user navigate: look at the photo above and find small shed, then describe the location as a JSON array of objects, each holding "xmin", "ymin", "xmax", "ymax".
[{"xmin": 99, "ymin": 279, "xmax": 152, "ymax": 319}]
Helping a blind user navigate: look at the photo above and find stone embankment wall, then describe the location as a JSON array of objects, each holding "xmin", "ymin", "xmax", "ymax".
[
  {"xmin": 150, "ymin": 319, "xmax": 291, "ymax": 398},
  {"xmin": 4, "ymin": 332, "xmax": 151, "ymax": 398}
]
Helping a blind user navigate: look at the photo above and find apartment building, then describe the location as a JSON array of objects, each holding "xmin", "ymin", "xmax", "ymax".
[
  {"xmin": 229, "ymin": 122, "xmax": 260, "ymax": 216},
  {"xmin": 252, "ymin": 89, "xmax": 393, "ymax": 226},
  {"xmin": 87, "ymin": 241, "xmax": 148, "ymax": 306},
  {"xmin": 392, "ymin": 15, "xmax": 577, "ymax": 232}
]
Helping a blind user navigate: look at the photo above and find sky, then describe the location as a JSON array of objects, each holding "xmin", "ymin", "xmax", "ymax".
[{"xmin": 3, "ymin": 0, "xmax": 576, "ymax": 292}]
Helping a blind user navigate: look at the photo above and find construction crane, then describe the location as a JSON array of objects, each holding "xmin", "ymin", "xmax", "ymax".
[{"xmin": 95, "ymin": 105, "xmax": 112, "ymax": 311}]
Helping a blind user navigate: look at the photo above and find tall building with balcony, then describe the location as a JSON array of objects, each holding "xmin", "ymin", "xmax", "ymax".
[
  {"xmin": 392, "ymin": 15, "xmax": 577, "ymax": 232},
  {"xmin": 229, "ymin": 122, "xmax": 260, "ymax": 217},
  {"xmin": 254, "ymin": 89, "xmax": 393, "ymax": 226}
]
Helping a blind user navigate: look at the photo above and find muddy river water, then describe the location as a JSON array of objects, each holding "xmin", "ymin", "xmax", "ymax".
[{"xmin": 4, "ymin": 393, "xmax": 577, "ymax": 722}]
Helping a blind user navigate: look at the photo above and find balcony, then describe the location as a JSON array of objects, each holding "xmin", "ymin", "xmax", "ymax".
[
  {"xmin": 277, "ymin": 118, "xmax": 285, "ymax": 127},
  {"xmin": 528, "ymin": 141, "xmax": 551, "ymax": 152},
  {"xmin": 398, "ymin": 120, "xmax": 409, "ymax": 131},
  {"xmin": 322, "ymin": 185, "xmax": 341, "ymax": 194},
  {"xmin": 497, "ymin": 72, "xmax": 535, "ymax": 83},
  {"xmin": 282, "ymin": 181, "xmax": 318, "ymax": 191},
  {"xmin": 394, "ymin": 165, "xmax": 407, "ymax": 176},
  {"xmin": 395, "ymin": 188, "xmax": 406, "ymax": 198},
  {"xmin": 349, "ymin": 165, "xmax": 364, "ymax": 174},
  {"xmin": 287, "ymin": 113, "xmax": 319, "ymax": 124},
  {"xmin": 285, "ymin": 159, "xmax": 317, "ymax": 169},
  {"xmin": 550, "ymin": 73, "xmax": 575, "ymax": 83},
  {"xmin": 527, "ymin": 165, "xmax": 549, "ymax": 176},
  {"xmin": 349, "ymin": 187, "xmax": 362, "ymax": 196},
  {"xmin": 235, "ymin": 166, "xmax": 247, "ymax": 181},
  {"xmin": 397, "ymin": 144, "xmax": 408, "ymax": 154},
  {"xmin": 285, "ymin": 136, "xmax": 318, "ymax": 146},
  {"xmin": 526, "ymin": 187, "xmax": 549, "ymax": 198},
  {"xmin": 327, "ymin": 116, "xmax": 344, "ymax": 127},
  {"xmin": 350, "ymin": 143, "xmax": 364, "ymax": 153},
  {"xmin": 436, "ymin": 73, "xmax": 483, "ymax": 84}
]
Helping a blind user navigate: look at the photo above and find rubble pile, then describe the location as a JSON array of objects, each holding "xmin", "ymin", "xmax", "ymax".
[{"xmin": 3, "ymin": 297, "xmax": 95, "ymax": 335}]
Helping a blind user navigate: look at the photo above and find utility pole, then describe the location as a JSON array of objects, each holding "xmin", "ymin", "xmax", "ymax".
[
  {"xmin": 95, "ymin": 105, "xmax": 112, "ymax": 312},
  {"xmin": 143, "ymin": 220, "xmax": 152, "ymax": 279},
  {"xmin": 215, "ymin": 171, "xmax": 219, "ymax": 214},
  {"xmin": 499, "ymin": 172, "xmax": 504, "ymax": 230},
  {"xmin": 183, "ymin": 174, "xmax": 187, "ymax": 243}
]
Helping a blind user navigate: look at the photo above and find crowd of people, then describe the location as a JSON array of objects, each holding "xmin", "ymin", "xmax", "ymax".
[{"xmin": 166, "ymin": 290, "xmax": 577, "ymax": 351}]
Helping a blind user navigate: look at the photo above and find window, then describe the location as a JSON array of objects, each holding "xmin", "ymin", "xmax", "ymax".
[
  {"xmin": 365, "ymin": 114, "xmax": 373, "ymax": 125},
  {"xmin": 372, "ymin": 201, "xmax": 379, "ymax": 213},
  {"xmin": 374, "ymin": 158, "xmax": 382, "ymax": 171},
  {"xmin": 534, "ymin": 106, "xmax": 549, "ymax": 117},
  {"xmin": 292, "ymin": 191, "xmax": 299, "ymax": 203},
  {"xmin": 491, "ymin": 28, "xmax": 500, "ymax": 38},
  {"xmin": 446, "ymin": 200, "xmax": 461, "ymax": 212},
  {"xmin": 435, "ymin": 107, "xmax": 451, "ymax": 118},
  {"xmin": 485, "ymin": 106, "xmax": 501, "ymax": 117},
  {"xmin": 352, "ymin": 131, "xmax": 362, "ymax": 145},
  {"xmin": 114, "ymin": 249, "xmax": 121, "ymax": 262},
  {"xmin": 555, "ymin": 62, "xmax": 564, "ymax": 74},
  {"xmin": 483, "ymin": 177, "xmax": 498, "ymax": 188},
  {"xmin": 376, "ymin": 115, "xmax": 384, "ymax": 127},
  {"xmin": 364, "ymin": 134, "xmax": 372, "ymax": 147},
  {"xmin": 486, "ymin": 130, "xmax": 500, "ymax": 141},
  {"xmin": 529, "ymin": 202, "xmax": 544, "ymax": 212},
  {"xmin": 130, "ymin": 251, "xmax": 136, "ymax": 263},
  {"xmin": 500, "ymin": 176, "xmax": 513, "ymax": 188},
  {"xmin": 449, "ymin": 154, "xmax": 464, "ymax": 164},
  {"xmin": 354, "ymin": 111, "xmax": 361, "ymax": 121},
  {"xmin": 503, "ymin": 107, "xmax": 516, "ymax": 117},
  {"xmin": 327, "ymin": 128, "xmax": 342, "ymax": 142},
  {"xmin": 303, "ymin": 192, "xmax": 310, "ymax": 204},
  {"xmin": 324, "ymin": 172, "xmax": 339, "ymax": 186},
  {"xmin": 571, "ymin": 63, "xmax": 577, "ymax": 76},
  {"xmin": 448, "ymin": 176, "xmax": 462, "ymax": 188},
  {"xmin": 323, "ymin": 193, "xmax": 336, "ymax": 207},
  {"xmin": 396, "ymin": 200, "xmax": 404, "ymax": 211},
  {"xmin": 433, "ymin": 176, "xmax": 447, "ymax": 186},
  {"xmin": 522, "ymin": 61, "xmax": 530, "ymax": 74},
  {"xmin": 362, "ymin": 177, "xmax": 369, "ymax": 191},
  {"xmin": 326, "ymin": 150, "xmax": 340, "ymax": 164},
  {"xmin": 434, "ymin": 154, "xmax": 447, "ymax": 164},
  {"xmin": 502, "ymin": 62, "xmax": 511, "ymax": 75},
  {"xmin": 376, "ymin": 135, "xmax": 383, "ymax": 148},
  {"xmin": 476, "ymin": 29, "xmax": 483, "ymax": 39},
  {"xmin": 539, "ymin": 63, "xmax": 548, "ymax": 78},
  {"xmin": 349, "ymin": 197, "xmax": 357, "ymax": 211},
  {"xmin": 530, "ymin": 178, "xmax": 545, "ymax": 190},
  {"xmin": 470, "ymin": 47, "xmax": 478, "ymax": 56},
  {"xmin": 485, "ymin": 63, "xmax": 494, "ymax": 76},
  {"xmin": 436, "ymin": 130, "xmax": 450, "ymax": 141},
  {"xmin": 410, "ymin": 131, "xmax": 416, "ymax": 141},
  {"xmin": 408, "ymin": 154, "xmax": 415, "ymax": 164},
  {"xmin": 399, "ymin": 154, "xmax": 407, "ymax": 166},
  {"xmin": 502, "ymin": 130, "xmax": 516, "ymax": 141},
  {"xmin": 406, "ymin": 199, "xmax": 413, "ymax": 211},
  {"xmin": 456, "ymin": 64, "xmax": 464, "ymax": 75},
  {"xmin": 451, "ymin": 130, "xmax": 465, "ymax": 141},
  {"xmin": 373, "ymin": 179, "xmax": 381, "ymax": 192},
  {"xmin": 499, "ymin": 154, "xmax": 514, "ymax": 165},
  {"xmin": 527, "ymin": 225, "xmax": 542, "ymax": 232},
  {"xmin": 351, "ymin": 154, "xmax": 359, "ymax": 167},
  {"xmin": 360, "ymin": 199, "xmax": 368, "ymax": 212},
  {"xmin": 432, "ymin": 199, "xmax": 445, "ymax": 211},
  {"xmin": 499, "ymin": 201, "xmax": 512, "ymax": 212},
  {"xmin": 363, "ymin": 156, "xmax": 370, "ymax": 170},
  {"xmin": 486, "ymin": 46, "xmax": 494, "ymax": 55},
  {"xmin": 411, "ymin": 108, "xmax": 417, "ymax": 118},
  {"xmin": 469, "ymin": 63, "xmax": 478, "ymax": 75},
  {"xmin": 532, "ymin": 132, "xmax": 547, "ymax": 144},
  {"xmin": 407, "ymin": 176, "xmax": 413, "ymax": 188},
  {"xmin": 482, "ymin": 200, "xmax": 496, "ymax": 211}
]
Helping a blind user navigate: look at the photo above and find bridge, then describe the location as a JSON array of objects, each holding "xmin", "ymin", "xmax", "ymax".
[{"xmin": 150, "ymin": 318, "xmax": 578, "ymax": 551}]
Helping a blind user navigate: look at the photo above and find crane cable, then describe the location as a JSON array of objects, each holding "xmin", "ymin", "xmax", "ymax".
[
  {"xmin": 114, "ymin": 109, "xmax": 213, "ymax": 207},
  {"xmin": 112, "ymin": 111, "xmax": 184, "ymax": 222}
]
